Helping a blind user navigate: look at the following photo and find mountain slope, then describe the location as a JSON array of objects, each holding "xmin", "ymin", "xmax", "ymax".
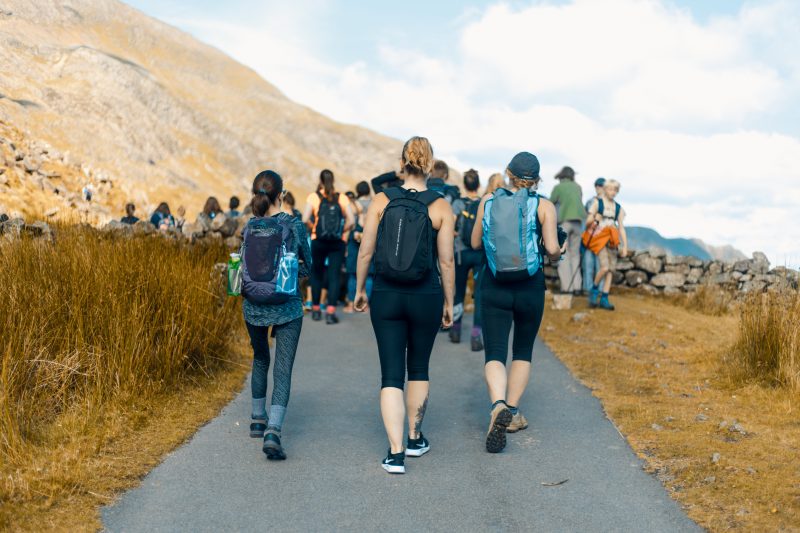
[
  {"xmin": 626, "ymin": 226, "xmax": 746, "ymax": 261},
  {"xmin": 0, "ymin": 0, "xmax": 400, "ymax": 219}
]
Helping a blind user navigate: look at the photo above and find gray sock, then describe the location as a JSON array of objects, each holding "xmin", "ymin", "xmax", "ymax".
[
  {"xmin": 252, "ymin": 397, "xmax": 267, "ymax": 420},
  {"xmin": 268, "ymin": 405, "xmax": 287, "ymax": 431}
]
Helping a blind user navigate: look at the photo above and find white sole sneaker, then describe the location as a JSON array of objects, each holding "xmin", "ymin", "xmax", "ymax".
[
  {"xmin": 405, "ymin": 445, "xmax": 430, "ymax": 457},
  {"xmin": 381, "ymin": 463, "xmax": 406, "ymax": 474}
]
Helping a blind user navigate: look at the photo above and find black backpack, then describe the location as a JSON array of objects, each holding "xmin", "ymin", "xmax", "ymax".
[
  {"xmin": 375, "ymin": 188, "xmax": 439, "ymax": 283},
  {"xmin": 315, "ymin": 192, "xmax": 344, "ymax": 241},
  {"xmin": 458, "ymin": 198, "xmax": 481, "ymax": 248}
]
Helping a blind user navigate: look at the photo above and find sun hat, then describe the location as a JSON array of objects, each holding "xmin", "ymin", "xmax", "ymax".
[{"xmin": 506, "ymin": 152, "xmax": 540, "ymax": 180}]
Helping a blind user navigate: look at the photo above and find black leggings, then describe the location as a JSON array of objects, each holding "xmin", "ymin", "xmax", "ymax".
[
  {"xmin": 370, "ymin": 291, "xmax": 444, "ymax": 389},
  {"xmin": 480, "ymin": 271, "xmax": 545, "ymax": 365},
  {"xmin": 311, "ymin": 239, "xmax": 345, "ymax": 308},
  {"xmin": 454, "ymin": 249, "xmax": 484, "ymax": 327}
]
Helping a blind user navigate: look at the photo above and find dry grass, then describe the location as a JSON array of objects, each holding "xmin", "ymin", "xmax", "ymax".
[
  {"xmin": 728, "ymin": 291, "xmax": 800, "ymax": 391},
  {"xmin": 541, "ymin": 293, "xmax": 800, "ymax": 531},
  {"xmin": 678, "ymin": 285, "xmax": 738, "ymax": 317},
  {"xmin": 0, "ymin": 226, "xmax": 247, "ymax": 531}
]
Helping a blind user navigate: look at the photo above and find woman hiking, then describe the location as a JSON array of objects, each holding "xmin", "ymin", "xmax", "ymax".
[
  {"xmin": 241, "ymin": 170, "xmax": 311, "ymax": 460},
  {"xmin": 302, "ymin": 170, "xmax": 355, "ymax": 324},
  {"xmin": 354, "ymin": 136, "xmax": 455, "ymax": 474},
  {"xmin": 471, "ymin": 152, "xmax": 565, "ymax": 453}
]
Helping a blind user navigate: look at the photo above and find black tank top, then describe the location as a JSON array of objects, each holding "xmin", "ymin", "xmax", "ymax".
[{"xmin": 372, "ymin": 189, "xmax": 443, "ymax": 294}]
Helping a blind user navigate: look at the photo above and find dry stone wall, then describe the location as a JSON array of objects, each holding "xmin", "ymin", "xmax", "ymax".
[{"xmin": 544, "ymin": 247, "xmax": 798, "ymax": 295}]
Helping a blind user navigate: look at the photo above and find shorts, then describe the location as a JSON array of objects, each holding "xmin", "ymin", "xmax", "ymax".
[{"xmin": 597, "ymin": 246, "xmax": 618, "ymax": 272}]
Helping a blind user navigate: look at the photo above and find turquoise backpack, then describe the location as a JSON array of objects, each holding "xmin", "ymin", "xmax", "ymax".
[{"xmin": 482, "ymin": 188, "xmax": 542, "ymax": 282}]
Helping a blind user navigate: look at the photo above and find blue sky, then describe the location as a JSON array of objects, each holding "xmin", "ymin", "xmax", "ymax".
[{"xmin": 127, "ymin": 0, "xmax": 800, "ymax": 266}]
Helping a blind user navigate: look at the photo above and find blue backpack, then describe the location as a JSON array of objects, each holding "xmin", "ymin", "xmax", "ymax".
[
  {"xmin": 241, "ymin": 216, "xmax": 299, "ymax": 305},
  {"xmin": 482, "ymin": 188, "xmax": 542, "ymax": 282}
]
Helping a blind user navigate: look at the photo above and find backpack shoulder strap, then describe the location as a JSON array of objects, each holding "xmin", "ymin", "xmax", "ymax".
[
  {"xmin": 418, "ymin": 189, "xmax": 442, "ymax": 206},
  {"xmin": 383, "ymin": 187, "xmax": 404, "ymax": 201},
  {"xmin": 614, "ymin": 202, "xmax": 621, "ymax": 221},
  {"xmin": 597, "ymin": 197, "xmax": 605, "ymax": 216}
]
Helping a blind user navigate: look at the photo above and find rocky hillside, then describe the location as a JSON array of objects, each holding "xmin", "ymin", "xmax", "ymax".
[
  {"xmin": 626, "ymin": 226, "xmax": 747, "ymax": 262},
  {"xmin": 0, "ymin": 0, "xmax": 400, "ymax": 221}
]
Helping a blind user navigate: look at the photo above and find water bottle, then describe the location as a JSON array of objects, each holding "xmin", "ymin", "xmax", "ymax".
[{"xmin": 227, "ymin": 253, "xmax": 242, "ymax": 296}]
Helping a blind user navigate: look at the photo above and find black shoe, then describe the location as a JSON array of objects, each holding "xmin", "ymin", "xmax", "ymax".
[
  {"xmin": 471, "ymin": 335, "xmax": 484, "ymax": 352},
  {"xmin": 263, "ymin": 429, "xmax": 286, "ymax": 460},
  {"xmin": 573, "ymin": 290, "xmax": 584, "ymax": 297},
  {"xmin": 311, "ymin": 310, "xmax": 322, "ymax": 321},
  {"xmin": 326, "ymin": 313, "xmax": 339, "ymax": 324},
  {"xmin": 381, "ymin": 449, "xmax": 406, "ymax": 474},
  {"xmin": 449, "ymin": 327, "xmax": 461, "ymax": 344},
  {"xmin": 249, "ymin": 420, "xmax": 267, "ymax": 438},
  {"xmin": 405, "ymin": 434, "xmax": 431, "ymax": 457}
]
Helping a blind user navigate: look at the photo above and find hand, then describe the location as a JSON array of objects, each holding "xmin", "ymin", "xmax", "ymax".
[
  {"xmin": 441, "ymin": 302, "xmax": 454, "ymax": 329},
  {"xmin": 354, "ymin": 231, "xmax": 362, "ymax": 243},
  {"xmin": 620, "ymin": 246, "xmax": 628, "ymax": 258},
  {"xmin": 559, "ymin": 242, "xmax": 568, "ymax": 255},
  {"xmin": 354, "ymin": 290, "xmax": 369, "ymax": 312}
]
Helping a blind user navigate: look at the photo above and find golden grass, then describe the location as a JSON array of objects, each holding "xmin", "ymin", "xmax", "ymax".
[
  {"xmin": 728, "ymin": 291, "xmax": 800, "ymax": 391},
  {"xmin": 0, "ymin": 226, "xmax": 247, "ymax": 531},
  {"xmin": 541, "ymin": 293, "xmax": 800, "ymax": 531},
  {"xmin": 677, "ymin": 285, "xmax": 738, "ymax": 317}
]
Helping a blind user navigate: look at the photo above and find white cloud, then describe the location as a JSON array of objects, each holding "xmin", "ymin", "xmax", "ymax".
[{"xmin": 161, "ymin": 0, "xmax": 800, "ymax": 266}]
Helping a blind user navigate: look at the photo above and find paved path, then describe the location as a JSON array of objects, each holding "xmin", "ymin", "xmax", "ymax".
[{"xmin": 103, "ymin": 313, "xmax": 698, "ymax": 532}]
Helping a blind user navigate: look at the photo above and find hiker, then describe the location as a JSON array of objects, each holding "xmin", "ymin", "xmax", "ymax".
[
  {"xmin": 149, "ymin": 202, "xmax": 175, "ymax": 230},
  {"xmin": 550, "ymin": 166, "xmax": 586, "ymax": 295},
  {"xmin": 427, "ymin": 160, "xmax": 460, "ymax": 203},
  {"xmin": 302, "ymin": 169, "xmax": 355, "ymax": 324},
  {"xmin": 450, "ymin": 169, "xmax": 484, "ymax": 351},
  {"xmin": 241, "ymin": 170, "xmax": 311, "ymax": 461},
  {"xmin": 280, "ymin": 191, "xmax": 302, "ymax": 219},
  {"xmin": 175, "ymin": 205, "xmax": 186, "ymax": 231},
  {"xmin": 344, "ymin": 181, "xmax": 373, "ymax": 313},
  {"xmin": 582, "ymin": 178, "xmax": 606, "ymax": 294},
  {"xmin": 585, "ymin": 179, "xmax": 628, "ymax": 311},
  {"xmin": 485, "ymin": 173, "xmax": 506, "ymax": 195},
  {"xmin": 120, "ymin": 203, "xmax": 139, "ymax": 224},
  {"xmin": 353, "ymin": 136, "xmax": 455, "ymax": 474},
  {"xmin": 471, "ymin": 152, "xmax": 565, "ymax": 453},
  {"xmin": 228, "ymin": 196, "xmax": 241, "ymax": 218},
  {"xmin": 197, "ymin": 197, "xmax": 224, "ymax": 231}
]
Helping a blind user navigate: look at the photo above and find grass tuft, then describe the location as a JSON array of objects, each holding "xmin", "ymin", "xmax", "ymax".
[{"xmin": 728, "ymin": 291, "xmax": 800, "ymax": 390}]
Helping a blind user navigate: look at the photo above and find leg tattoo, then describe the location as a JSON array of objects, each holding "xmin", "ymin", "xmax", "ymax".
[{"xmin": 414, "ymin": 395, "xmax": 429, "ymax": 438}]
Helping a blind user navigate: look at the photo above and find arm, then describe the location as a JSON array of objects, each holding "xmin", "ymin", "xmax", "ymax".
[
  {"xmin": 470, "ymin": 195, "xmax": 490, "ymax": 250},
  {"xmin": 539, "ymin": 199, "xmax": 563, "ymax": 262},
  {"xmin": 343, "ymin": 200, "xmax": 356, "ymax": 233},
  {"xmin": 295, "ymin": 221, "xmax": 312, "ymax": 279},
  {"xmin": 617, "ymin": 211, "xmax": 628, "ymax": 257},
  {"xmin": 586, "ymin": 199, "xmax": 599, "ymax": 227},
  {"xmin": 302, "ymin": 201, "xmax": 314, "ymax": 230},
  {"xmin": 435, "ymin": 200, "xmax": 456, "ymax": 328},
  {"xmin": 354, "ymin": 195, "xmax": 384, "ymax": 310}
]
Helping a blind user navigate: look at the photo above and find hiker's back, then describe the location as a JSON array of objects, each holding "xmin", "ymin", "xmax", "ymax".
[
  {"xmin": 482, "ymin": 188, "xmax": 543, "ymax": 282},
  {"xmin": 242, "ymin": 215, "xmax": 299, "ymax": 305},
  {"xmin": 373, "ymin": 188, "xmax": 442, "ymax": 293}
]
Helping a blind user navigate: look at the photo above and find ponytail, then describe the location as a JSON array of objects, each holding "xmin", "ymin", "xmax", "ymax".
[
  {"xmin": 250, "ymin": 170, "xmax": 283, "ymax": 217},
  {"xmin": 320, "ymin": 169, "xmax": 335, "ymax": 201}
]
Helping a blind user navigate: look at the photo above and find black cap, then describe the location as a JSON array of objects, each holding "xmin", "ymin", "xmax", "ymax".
[
  {"xmin": 594, "ymin": 177, "xmax": 606, "ymax": 187},
  {"xmin": 507, "ymin": 152, "xmax": 540, "ymax": 180}
]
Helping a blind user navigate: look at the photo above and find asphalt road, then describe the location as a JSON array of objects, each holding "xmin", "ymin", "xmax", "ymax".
[{"xmin": 103, "ymin": 312, "xmax": 699, "ymax": 532}]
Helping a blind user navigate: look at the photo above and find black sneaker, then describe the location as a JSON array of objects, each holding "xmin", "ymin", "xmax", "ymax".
[
  {"xmin": 263, "ymin": 429, "xmax": 286, "ymax": 460},
  {"xmin": 449, "ymin": 327, "xmax": 461, "ymax": 344},
  {"xmin": 325, "ymin": 313, "xmax": 339, "ymax": 325},
  {"xmin": 470, "ymin": 335, "xmax": 484, "ymax": 352},
  {"xmin": 311, "ymin": 310, "xmax": 322, "ymax": 321},
  {"xmin": 405, "ymin": 434, "xmax": 431, "ymax": 457},
  {"xmin": 381, "ymin": 449, "xmax": 406, "ymax": 474},
  {"xmin": 249, "ymin": 420, "xmax": 267, "ymax": 438}
]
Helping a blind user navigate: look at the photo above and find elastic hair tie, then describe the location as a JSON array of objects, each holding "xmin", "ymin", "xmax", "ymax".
[{"xmin": 256, "ymin": 189, "xmax": 267, "ymax": 195}]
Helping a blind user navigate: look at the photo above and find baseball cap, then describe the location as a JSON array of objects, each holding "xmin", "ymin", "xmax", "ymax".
[
  {"xmin": 507, "ymin": 152, "xmax": 540, "ymax": 180},
  {"xmin": 594, "ymin": 177, "xmax": 606, "ymax": 187}
]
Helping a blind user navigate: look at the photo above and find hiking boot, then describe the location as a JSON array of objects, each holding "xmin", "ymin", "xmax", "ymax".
[
  {"xmin": 588, "ymin": 288, "xmax": 600, "ymax": 308},
  {"xmin": 325, "ymin": 312, "xmax": 339, "ymax": 324},
  {"xmin": 471, "ymin": 334, "xmax": 484, "ymax": 352},
  {"xmin": 311, "ymin": 310, "xmax": 322, "ymax": 321},
  {"xmin": 486, "ymin": 402, "xmax": 513, "ymax": 453},
  {"xmin": 405, "ymin": 433, "xmax": 431, "ymax": 457},
  {"xmin": 263, "ymin": 429, "xmax": 286, "ymax": 460},
  {"xmin": 507, "ymin": 412, "xmax": 528, "ymax": 433},
  {"xmin": 599, "ymin": 295, "xmax": 615, "ymax": 311},
  {"xmin": 381, "ymin": 449, "xmax": 406, "ymax": 474},
  {"xmin": 249, "ymin": 419, "xmax": 267, "ymax": 438}
]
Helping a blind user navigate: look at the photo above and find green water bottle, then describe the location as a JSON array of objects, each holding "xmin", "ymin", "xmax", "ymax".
[{"xmin": 227, "ymin": 253, "xmax": 242, "ymax": 296}]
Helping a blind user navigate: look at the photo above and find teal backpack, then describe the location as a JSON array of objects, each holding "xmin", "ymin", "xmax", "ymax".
[{"xmin": 481, "ymin": 188, "xmax": 542, "ymax": 282}]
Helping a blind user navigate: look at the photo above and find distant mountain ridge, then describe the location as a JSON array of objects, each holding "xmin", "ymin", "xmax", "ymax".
[{"xmin": 626, "ymin": 226, "xmax": 747, "ymax": 262}]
